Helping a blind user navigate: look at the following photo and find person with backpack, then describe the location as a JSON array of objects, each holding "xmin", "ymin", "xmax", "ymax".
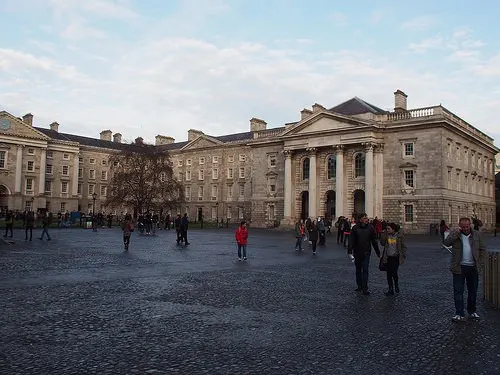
[
  {"xmin": 121, "ymin": 214, "xmax": 134, "ymax": 251},
  {"xmin": 235, "ymin": 220, "xmax": 249, "ymax": 261},
  {"xmin": 379, "ymin": 223, "xmax": 407, "ymax": 296}
]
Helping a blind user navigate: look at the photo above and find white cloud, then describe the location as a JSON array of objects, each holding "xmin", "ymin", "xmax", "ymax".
[
  {"xmin": 471, "ymin": 54, "xmax": 500, "ymax": 76},
  {"xmin": 408, "ymin": 35, "xmax": 443, "ymax": 53},
  {"xmin": 330, "ymin": 12, "xmax": 348, "ymax": 27},
  {"xmin": 401, "ymin": 15, "xmax": 437, "ymax": 31},
  {"xmin": 47, "ymin": 0, "xmax": 138, "ymax": 19}
]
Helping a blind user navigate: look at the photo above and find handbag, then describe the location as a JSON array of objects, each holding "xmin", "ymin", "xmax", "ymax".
[{"xmin": 379, "ymin": 250, "xmax": 387, "ymax": 271}]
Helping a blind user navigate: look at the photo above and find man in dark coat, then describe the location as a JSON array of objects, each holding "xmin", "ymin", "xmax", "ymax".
[
  {"xmin": 181, "ymin": 213, "xmax": 190, "ymax": 245},
  {"xmin": 348, "ymin": 213, "xmax": 380, "ymax": 295}
]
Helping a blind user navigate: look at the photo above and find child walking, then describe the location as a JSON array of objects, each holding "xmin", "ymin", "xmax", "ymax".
[{"xmin": 235, "ymin": 220, "xmax": 248, "ymax": 261}]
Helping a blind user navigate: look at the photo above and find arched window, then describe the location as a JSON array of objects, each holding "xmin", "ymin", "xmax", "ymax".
[
  {"xmin": 354, "ymin": 153, "xmax": 365, "ymax": 178},
  {"xmin": 302, "ymin": 158, "xmax": 310, "ymax": 180},
  {"xmin": 327, "ymin": 155, "xmax": 336, "ymax": 179}
]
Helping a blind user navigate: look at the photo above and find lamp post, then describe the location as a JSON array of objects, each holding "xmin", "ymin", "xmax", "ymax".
[
  {"xmin": 92, "ymin": 192, "xmax": 97, "ymax": 231},
  {"xmin": 216, "ymin": 202, "xmax": 219, "ymax": 227},
  {"xmin": 30, "ymin": 196, "xmax": 34, "ymax": 212}
]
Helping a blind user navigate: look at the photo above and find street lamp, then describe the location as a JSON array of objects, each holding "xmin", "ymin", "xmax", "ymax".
[
  {"xmin": 30, "ymin": 196, "xmax": 34, "ymax": 212},
  {"xmin": 216, "ymin": 202, "xmax": 219, "ymax": 227},
  {"xmin": 92, "ymin": 192, "xmax": 97, "ymax": 231}
]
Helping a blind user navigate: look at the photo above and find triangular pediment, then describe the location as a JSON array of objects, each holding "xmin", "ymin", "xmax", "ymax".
[
  {"xmin": 180, "ymin": 134, "xmax": 224, "ymax": 150},
  {"xmin": 282, "ymin": 112, "xmax": 363, "ymax": 137},
  {"xmin": 0, "ymin": 112, "xmax": 50, "ymax": 140}
]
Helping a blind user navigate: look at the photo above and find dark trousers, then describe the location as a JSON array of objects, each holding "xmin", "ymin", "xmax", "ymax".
[
  {"xmin": 311, "ymin": 240, "xmax": 317, "ymax": 253},
  {"xmin": 237, "ymin": 244, "xmax": 247, "ymax": 258},
  {"xmin": 3, "ymin": 224, "xmax": 13, "ymax": 237},
  {"xmin": 123, "ymin": 234, "xmax": 130, "ymax": 249},
  {"xmin": 386, "ymin": 256, "xmax": 399, "ymax": 290},
  {"xmin": 354, "ymin": 254, "xmax": 371, "ymax": 291},
  {"xmin": 40, "ymin": 227, "xmax": 51, "ymax": 240},
  {"xmin": 343, "ymin": 233, "xmax": 349, "ymax": 248},
  {"xmin": 337, "ymin": 230, "xmax": 344, "ymax": 244},
  {"xmin": 176, "ymin": 229, "xmax": 182, "ymax": 244},
  {"xmin": 25, "ymin": 227, "xmax": 33, "ymax": 241},
  {"xmin": 453, "ymin": 265, "xmax": 479, "ymax": 316},
  {"xmin": 182, "ymin": 230, "xmax": 188, "ymax": 244}
]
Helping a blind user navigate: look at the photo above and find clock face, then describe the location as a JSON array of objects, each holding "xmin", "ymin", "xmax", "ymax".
[{"xmin": 0, "ymin": 119, "xmax": 10, "ymax": 131}]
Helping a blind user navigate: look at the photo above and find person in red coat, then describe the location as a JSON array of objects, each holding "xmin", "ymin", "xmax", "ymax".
[{"xmin": 235, "ymin": 220, "xmax": 249, "ymax": 261}]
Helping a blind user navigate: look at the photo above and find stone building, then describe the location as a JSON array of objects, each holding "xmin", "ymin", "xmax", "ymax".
[{"xmin": 0, "ymin": 89, "xmax": 497, "ymax": 233}]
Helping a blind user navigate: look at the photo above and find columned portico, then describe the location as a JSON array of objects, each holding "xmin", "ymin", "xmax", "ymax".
[
  {"xmin": 307, "ymin": 148, "xmax": 317, "ymax": 218},
  {"xmin": 15, "ymin": 145, "xmax": 23, "ymax": 193},
  {"xmin": 364, "ymin": 143, "xmax": 374, "ymax": 217},
  {"xmin": 282, "ymin": 150, "xmax": 293, "ymax": 224},
  {"xmin": 335, "ymin": 145, "xmax": 344, "ymax": 217},
  {"xmin": 374, "ymin": 144, "xmax": 384, "ymax": 217}
]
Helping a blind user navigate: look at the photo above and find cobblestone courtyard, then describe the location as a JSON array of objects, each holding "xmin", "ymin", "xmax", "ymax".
[{"xmin": 1, "ymin": 227, "xmax": 499, "ymax": 375}]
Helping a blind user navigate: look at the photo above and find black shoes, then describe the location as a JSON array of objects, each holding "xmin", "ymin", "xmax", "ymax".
[
  {"xmin": 355, "ymin": 287, "xmax": 362, "ymax": 292},
  {"xmin": 395, "ymin": 285, "xmax": 400, "ymax": 293},
  {"xmin": 362, "ymin": 290, "xmax": 371, "ymax": 295},
  {"xmin": 384, "ymin": 289, "xmax": 395, "ymax": 296}
]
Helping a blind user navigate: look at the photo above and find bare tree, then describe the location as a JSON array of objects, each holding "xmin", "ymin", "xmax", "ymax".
[{"xmin": 105, "ymin": 140, "xmax": 184, "ymax": 215}]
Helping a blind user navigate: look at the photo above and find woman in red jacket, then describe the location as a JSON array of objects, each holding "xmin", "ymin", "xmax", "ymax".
[{"xmin": 235, "ymin": 220, "xmax": 249, "ymax": 261}]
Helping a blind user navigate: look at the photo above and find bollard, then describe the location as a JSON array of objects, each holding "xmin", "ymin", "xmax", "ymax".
[{"xmin": 483, "ymin": 250, "xmax": 500, "ymax": 308}]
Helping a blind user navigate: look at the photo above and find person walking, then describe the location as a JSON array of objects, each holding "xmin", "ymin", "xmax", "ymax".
[
  {"xmin": 439, "ymin": 219, "xmax": 449, "ymax": 243},
  {"xmin": 121, "ymin": 214, "xmax": 134, "ymax": 251},
  {"xmin": 443, "ymin": 217, "xmax": 486, "ymax": 322},
  {"xmin": 3, "ymin": 210, "xmax": 14, "ymax": 238},
  {"xmin": 39, "ymin": 213, "xmax": 51, "ymax": 241},
  {"xmin": 348, "ymin": 213, "xmax": 380, "ymax": 295},
  {"xmin": 309, "ymin": 220, "xmax": 319, "ymax": 255},
  {"xmin": 294, "ymin": 219, "xmax": 305, "ymax": 252},
  {"xmin": 336, "ymin": 216, "xmax": 345, "ymax": 244},
  {"xmin": 25, "ymin": 211, "xmax": 35, "ymax": 241},
  {"xmin": 235, "ymin": 220, "xmax": 249, "ymax": 261},
  {"xmin": 181, "ymin": 213, "xmax": 190, "ymax": 245},
  {"xmin": 174, "ymin": 214, "xmax": 183, "ymax": 245},
  {"xmin": 379, "ymin": 223, "xmax": 407, "ymax": 296}
]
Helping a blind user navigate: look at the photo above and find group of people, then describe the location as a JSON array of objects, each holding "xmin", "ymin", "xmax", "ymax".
[{"xmin": 2, "ymin": 210, "xmax": 53, "ymax": 241}]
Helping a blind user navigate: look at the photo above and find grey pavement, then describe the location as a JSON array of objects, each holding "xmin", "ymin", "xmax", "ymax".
[{"xmin": 1, "ymin": 227, "xmax": 500, "ymax": 375}]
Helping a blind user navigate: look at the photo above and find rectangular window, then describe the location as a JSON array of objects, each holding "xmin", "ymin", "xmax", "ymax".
[
  {"xmin": 46, "ymin": 164, "xmax": 53, "ymax": 174},
  {"xmin": 199, "ymin": 157, "xmax": 205, "ymax": 165},
  {"xmin": 47, "ymin": 151, "xmax": 53, "ymax": 158},
  {"xmin": 79, "ymin": 157, "xmax": 84, "ymax": 164},
  {"xmin": 211, "ymin": 185, "xmax": 218, "ymax": 200},
  {"xmin": 456, "ymin": 172, "xmax": 461, "ymax": 191},
  {"xmin": 186, "ymin": 159, "xmax": 192, "ymax": 166},
  {"xmin": 464, "ymin": 175, "xmax": 469, "ymax": 192},
  {"xmin": 0, "ymin": 151, "xmax": 6, "ymax": 168},
  {"xmin": 100, "ymin": 185, "xmax": 107, "ymax": 196},
  {"xmin": 44, "ymin": 181, "xmax": 52, "ymax": 193},
  {"xmin": 27, "ymin": 148, "xmax": 34, "ymax": 155},
  {"xmin": 239, "ymin": 167, "xmax": 245, "ymax": 178},
  {"xmin": 27, "ymin": 161, "xmax": 34, "ymax": 172},
  {"xmin": 77, "ymin": 183, "xmax": 82, "ymax": 194},
  {"xmin": 227, "ymin": 185, "xmax": 233, "ymax": 198},
  {"xmin": 199, "ymin": 169, "xmax": 204, "ymax": 180},
  {"xmin": 89, "ymin": 158, "xmax": 96, "ymax": 164},
  {"xmin": 26, "ymin": 178, "xmax": 33, "ymax": 191},
  {"xmin": 63, "ymin": 153, "xmax": 70, "ymax": 160},
  {"xmin": 178, "ymin": 172, "xmax": 183, "ymax": 181},
  {"xmin": 61, "ymin": 181, "xmax": 69, "ymax": 193},
  {"xmin": 268, "ymin": 204, "xmax": 275, "ymax": 220},
  {"xmin": 227, "ymin": 168, "xmax": 233, "ymax": 179},
  {"xmin": 89, "ymin": 169, "xmax": 96, "ymax": 179},
  {"xmin": 88, "ymin": 184, "xmax": 95, "ymax": 195},
  {"xmin": 186, "ymin": 170, "xmax": 191, "ymax": 181},
  {"xmin": 269, "ymin": 155, "xmax": 276, "ymax": 167},
  {"xmin": 456, "ymin": 147, "xmax": 460, "ymax": 162},
  {"xmin": 404, "ymin": 142, "xmax": 414, "ymax": 157},
  {"xmin": 404, "ymin": 170, "xmax": 414, "ymax": 187},
  {"xmin": 228, "ymin": 155, "xmax": 234, "ymax": 163},
  {"xmin": 78, "ymin": 168, "xmax": 83, "ymax": 178},
  {"xmin": 404, "ymin": 204, "xmax": 414, "ymax": 223},
  {"xmin": 185, "ymin": 186, "xmax": 191, "ymax": 201},
  {"xmin": 211, "ymin": 206, "xmax": 217, "ymax": 219},
  {"xmin": 447, "ymin": 170, "xmax": 452, "ymax": 188},
  {"xmin": 198, "ymin": 186, "xmax": 204, "ymax": 200},
  {"xmin": 227, "ymin": 207, "xmax": 232, "ymax": 219},
  {"xmin": 101, "ymin": 171, "xmax": 107, "ymax": 180},
  {"xmin": 239, "ymin": 184, "xmax": 245, "ymax": 197},
  {"xmin": 60, "ymin": 202, "xmax": 66, "ymax": 212},
  {"xmin": 239, "ymin": 154, "xmax": 246, "ymax": 162},
  {"xmin": 101, "ymin": 159, "xmax": 107, "ymax": 166},
  {"xmin": 62, "ymin": 165, "xmax": 69, "ymax": 176},
  {"xmin": 178, "ymin": 160, "xmax": 183, "ymax": 167},
  {"xmin": 212, "ymin": 156, "xmax": 219, "ymax": 164},
  {"xmin": 212, "ymin": 168, "xmax": 219, "ymax": 179},
  {"xmin": 238, "ymin": 207, "xmax": 244, "ymax": 219}
]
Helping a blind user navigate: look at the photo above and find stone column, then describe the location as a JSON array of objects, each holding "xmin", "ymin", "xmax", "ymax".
[
  {"xmin": 308, "ymin": 147, "xmax": 317, "ymax": 218},
  {"xmin": 15, "ymin": 145, "xmax": 23, "ymax": 193},
  {"xmin": 374, "ymin": 144, "xmax": 384, "ymax": 218},
  {"xmin": 38, "ymin": 149, "xmax": 46, "ymax": 195},
  {"xmin": 364, "ymin": 143, "xmax": 374, "ymax": 218},
  {"xmin": 335, "ymin": 145, "xmax": 344, "ymax": 218},
  {"xmin": 283, "ymin": 150, "xmax": 293, "ymax": 224},
  {"xmin": 72, "ymin": 153, "xmax": 79, "ymax": 196}
]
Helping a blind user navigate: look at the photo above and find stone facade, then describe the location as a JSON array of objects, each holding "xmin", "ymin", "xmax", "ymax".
[{"xmin": 0, "ymin": 89, "xmax": 498, "ymax": 232}]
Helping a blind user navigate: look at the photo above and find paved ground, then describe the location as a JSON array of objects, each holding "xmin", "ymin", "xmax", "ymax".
[{"xmin": 1, "ymin": 227, "xmax": 499, "ymax": 375}]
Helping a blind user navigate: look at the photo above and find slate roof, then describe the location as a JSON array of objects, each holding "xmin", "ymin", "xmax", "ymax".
[{"xmin": 329, "ymin": 97, "xmax": 388, "ymax": 116}]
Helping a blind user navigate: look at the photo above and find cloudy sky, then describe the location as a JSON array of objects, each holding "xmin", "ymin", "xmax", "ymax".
[{"xmin": 0, "ymin": 0, "xmax": 499, "ymax": 146}]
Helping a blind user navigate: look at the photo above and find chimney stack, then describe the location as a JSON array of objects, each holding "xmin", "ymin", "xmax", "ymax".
[
  {"xmin": 113, "ymin": 133, "xmax": 122, "ymax": 143},
  {"xmin": 394, "ymin": 90, "xmax": 408, "ymax": 113},
  {"xmin": 188, "ymin": 129, "xmax": 204, "ymax": 141},
  {"xmin": 49, "ymin": 122, "xmax": 59, "ymax": 132},
  {"xmin": 22, "ymin": 113, "xmax": 33, "ymax": 126},
  {"xmin": 100, "ymin": 130, "xmax": 112, "ymax": 141},
  {"xmin": 250, "ymin": 117, "xmax": 267, "ymax": 132},
  {"xmin": 155, "ymin": 135, "xmax": 175, "ymax": 146}
]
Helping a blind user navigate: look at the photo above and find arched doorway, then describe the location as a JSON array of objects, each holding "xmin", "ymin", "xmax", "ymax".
[
  {"xmin": 0, "ymin": 185, "xmax": 9, "ymax": 215},
  {"xmin": 325, "ymin": 190, "xmax": 335, "ymax": 220},
  {"xmin": 300, "ymin": 191, "xmax": 309, "ymax": 220},
  {"xmin": 353, "ymin": 189, "xmax": 365, "ymax": 218}
]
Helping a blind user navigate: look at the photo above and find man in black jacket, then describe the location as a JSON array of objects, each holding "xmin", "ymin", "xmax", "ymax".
[{"xmin": 348, "ymin": 213, "xmax": 381, "ymax": 295}]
